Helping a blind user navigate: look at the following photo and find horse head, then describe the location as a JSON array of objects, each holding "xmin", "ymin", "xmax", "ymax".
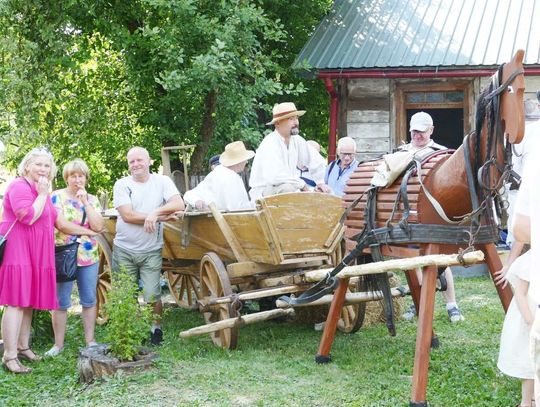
[{"xmin": 500, "ymin": 50, "xmax": 525, "ymax": 144}]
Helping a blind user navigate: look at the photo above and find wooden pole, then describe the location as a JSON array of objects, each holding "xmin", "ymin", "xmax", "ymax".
[
  {"xmin": 316, "ymin": 278, "xmax": 350, "ymax": 363},
  {"xmin": 275, "ymin": 287, "xmax": 405, "ymax": 308},
  {"xmin": 480, "ymin": 243, "xmax": 513, "ymax": 312},
  {"xmin": 410, "ymin": 244, "xmax": 438, "ymax": 406},
  {"xmin": 208, "ymin": 284, "xmax": 307, "ymax": 305},
  {"xmin": 179, "ymin": 308, "xmax": 295, "ymax": 338},
  {"xmin": 305, "ymin": 250, "xmax": 484, "ymax": 281}
]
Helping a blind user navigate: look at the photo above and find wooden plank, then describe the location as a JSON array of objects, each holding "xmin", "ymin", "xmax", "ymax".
[
  {"xmin": 208, "ymin": 203, "xmax": 249, "ymax": 262},
  {"xmin": 347, "ymin": 110, "xmax": 390, "ymax": 123},
  {"xmin": 227, "ymin": 257, "xmax": 327, "ymax": 279},
  {"xmin": 257, "ymin": 199, "xmax": 285, "ymax": 264}
]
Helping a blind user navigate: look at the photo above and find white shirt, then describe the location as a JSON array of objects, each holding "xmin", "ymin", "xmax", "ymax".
[
  {"xmin": 249, "ymin": 130, "xmax": 326, "ymax": 199},
  {"xmin": 513, "ymin": 120, "xmax": 540, "ymax": 178},
  {"xmin": 113, "ymin": 174, "xmax": 180, "ymax": 252},
  {"xmin": 515, "ymin": 142, "xmax": 540, "ymax": 303},
  {"xmin": 398, "ymin": 139, "xmax": 447, "ymax": 159},
  {"xmin": 183, "ymin": 165, "xmax": 254, "ymax": 211}
]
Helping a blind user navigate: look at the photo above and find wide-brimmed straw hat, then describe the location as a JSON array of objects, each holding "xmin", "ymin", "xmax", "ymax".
[
  {"xmin": 266, "ymin": 102, "xmax": 306, "ymax": 125},
  {"xmin": 219, "ymin": 141, "xmax": 255, "ymax": 166}
]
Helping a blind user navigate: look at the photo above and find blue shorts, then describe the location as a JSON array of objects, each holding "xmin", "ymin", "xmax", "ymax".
[{"xmin": 56, "ymin": 262, "xmax": 99, "ymax": 310}]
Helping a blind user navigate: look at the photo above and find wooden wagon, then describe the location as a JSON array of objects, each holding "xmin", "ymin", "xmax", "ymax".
[{"xmin": 96, "ymin": 192, "xmax": 366, "ymax": 349}]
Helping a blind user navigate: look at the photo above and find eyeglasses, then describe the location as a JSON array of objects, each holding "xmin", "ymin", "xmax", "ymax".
[{"xmin": 339, "ymin": 153, "xmax": 355, "ymax": 157}]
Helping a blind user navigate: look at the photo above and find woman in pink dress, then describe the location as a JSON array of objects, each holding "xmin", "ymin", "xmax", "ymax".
[{"xmin": 0, "ymin": 148, "xmax": 97, "ymax": 374}]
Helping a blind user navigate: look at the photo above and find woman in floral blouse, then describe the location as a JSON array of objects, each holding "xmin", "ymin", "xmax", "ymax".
[{"xmin": 45, "ymin": 159, "xmax": 104, "ymax": 357}]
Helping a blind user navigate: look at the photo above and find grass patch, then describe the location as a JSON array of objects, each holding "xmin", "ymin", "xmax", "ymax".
[{"xmin": 0, "ymin": 277, "xmax": 519, "ymax": 406}]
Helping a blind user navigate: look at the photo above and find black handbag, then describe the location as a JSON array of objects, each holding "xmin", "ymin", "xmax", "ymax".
[
  {"xmin": 55, "ymin": 209, "xmax": 86, "ymax": 283},
  {"xmin": 0, "ymin": 220, "xmax": 17, "ymax": 265}
]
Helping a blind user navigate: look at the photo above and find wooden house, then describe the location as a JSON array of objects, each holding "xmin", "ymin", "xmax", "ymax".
[{"xmin": 294, "ymin": 0, "xmax": 540, "ymax": 161}]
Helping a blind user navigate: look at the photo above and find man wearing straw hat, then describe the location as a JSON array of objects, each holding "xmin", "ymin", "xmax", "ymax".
[
  {"xmin": 249, "ymin": 102, "xmax": 330, "ymax": 200},
  {"xmin": 184, "ymin": 141, "xmax": 255, "ymax": 211}
]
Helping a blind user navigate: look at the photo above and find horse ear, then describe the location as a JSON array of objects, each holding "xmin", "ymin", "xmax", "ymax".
[{"xmin": 512, "ymin": 49, "xmax": 525, "ymax": 65}]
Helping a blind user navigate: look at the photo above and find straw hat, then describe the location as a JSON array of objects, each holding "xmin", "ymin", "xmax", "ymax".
[
  {"xmin": 219, "ymin": 141, "xmax": 255, "ymax": 166},
  {"xmin": 266, "ymin": 102, "xmax": 306, "ymax": 125}
]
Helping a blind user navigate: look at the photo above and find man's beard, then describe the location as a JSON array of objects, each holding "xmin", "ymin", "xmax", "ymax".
[{"xmin": 291, "ymin": 127, "xmax": 300, "ymax": 136}]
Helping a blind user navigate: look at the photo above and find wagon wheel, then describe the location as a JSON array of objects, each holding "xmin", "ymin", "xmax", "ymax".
[
  {"xmin": 200, "ymin": 252, "xmax": 238, "ymax": 349},
  {"xmin": 333, "ymin": 242, "xmax": 366, "ymax": 334},
  {"xmin": 95, "ymin": 234, "xmax": 112, "ymax": 325},
  {"xmin": 165, "ymin": 264, "xmax": 200, "ymax": 309},
  {"xmin": 338, "ymin": 277, "xmax": 366, "ymax": 333}
]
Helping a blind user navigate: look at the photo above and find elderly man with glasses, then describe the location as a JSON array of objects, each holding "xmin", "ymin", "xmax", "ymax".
[
  {"xmin": 325, "ymin": 137, "xmax": 359, "ymax": 197},
  {"xmin": 398, "ymin": 111, "xmax": 445, "ymax": 156}
]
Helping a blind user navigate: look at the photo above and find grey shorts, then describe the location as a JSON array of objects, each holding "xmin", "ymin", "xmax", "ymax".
[{"xmin": 111, "ymin": 244, "xmax": 162, "ymax": 303}]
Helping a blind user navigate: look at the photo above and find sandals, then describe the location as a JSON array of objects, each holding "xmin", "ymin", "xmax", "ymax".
[
  {"xmin": 17, "ymin": 348, "xmax": 42, "ymax": 362},
  {"xmin": 2, "ymin": 357, "xmax": 32, "ymax": 374}
]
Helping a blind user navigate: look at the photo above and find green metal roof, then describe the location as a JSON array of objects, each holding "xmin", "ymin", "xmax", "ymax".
[{"xmin": 294, "ymin": 0, "xmax": 540, "ymax": 75}]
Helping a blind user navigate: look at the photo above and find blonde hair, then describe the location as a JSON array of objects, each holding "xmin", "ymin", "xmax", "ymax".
[
  {"xmin": 17, "ymin": 147, "xmax": 57, "ymax": 181},
  {"xmin": 62, "ymin": 158, "xmax": 90, "ymax": 182}
]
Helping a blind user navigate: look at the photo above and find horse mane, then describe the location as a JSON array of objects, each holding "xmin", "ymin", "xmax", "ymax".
[{"xmin": 472, "ymin": 64, "xmax": 503, "ymax": 179}]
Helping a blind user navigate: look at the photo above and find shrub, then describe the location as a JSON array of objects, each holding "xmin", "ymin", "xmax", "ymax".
[{"xmin": 104, "ymin": 266, "xmax": 152, "ymax": 361}]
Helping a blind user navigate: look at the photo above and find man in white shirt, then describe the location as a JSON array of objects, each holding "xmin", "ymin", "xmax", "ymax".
[
  {"xmin": 112, "ymin": 146, "xmax": 184, "ymax": 345},
  {"xmin": 184, "ymin": 141, "xmax": 255, "ymax": 211},
  {"xmin": 249, "ymin": 102, "xmax": 330, "ymax": 199}
]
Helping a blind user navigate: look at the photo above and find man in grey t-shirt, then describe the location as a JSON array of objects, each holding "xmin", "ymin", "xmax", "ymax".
[{"xmin": 112, "ymin": 146, "xmax": 184, "ymax": 345}]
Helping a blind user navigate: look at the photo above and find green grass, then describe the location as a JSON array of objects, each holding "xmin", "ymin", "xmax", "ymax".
[{"xmin": 0, "ymin": 277, "xmax": 519, "ymax": 406}]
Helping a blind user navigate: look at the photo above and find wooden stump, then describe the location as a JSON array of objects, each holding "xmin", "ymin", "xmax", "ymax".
[{"xmin": 78, "ymin": 344, "xmax": 157, "ymax": 383}]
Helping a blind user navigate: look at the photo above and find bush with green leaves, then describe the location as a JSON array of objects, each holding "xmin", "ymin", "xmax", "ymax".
[{"xmin": 104, "ymin": 266, "xmax": 153, "ymax": 361}]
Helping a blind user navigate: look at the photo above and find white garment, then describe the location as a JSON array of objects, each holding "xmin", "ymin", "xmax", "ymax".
[
  {"xmin": 183, "ymin": 165, "xmax": 254, "ymax": 211},
  {"xmin": 397, "ymin": 139, "xmax": 447, "ymax": 160},
  {"xmin": 498, "ymin": 251, "xmax": 535, "ymax": 379},
  {"xmin": 513, "ymin": 120, "xmax": 540, "ymax": 178},
  {"xmin": 113, "ymin": 174, "xmax": 180, "ymax": 252},
  {"xmin": 515, "ymin": 144, "xmax": 540, "ymax": 303},
  {"xmin": 249, "ymin": 130, "xmax": 326, "ymax": 200}
]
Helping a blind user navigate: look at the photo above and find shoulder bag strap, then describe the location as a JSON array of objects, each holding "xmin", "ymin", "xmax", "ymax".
[{"xmin": 3, "ymin": 219, "xmax": 17, "ymax": 238}]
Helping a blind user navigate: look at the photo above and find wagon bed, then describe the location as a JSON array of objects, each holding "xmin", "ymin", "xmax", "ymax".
[{"xmin": 96, "ymin": 192, "xmax": 364, "ymax": 348}]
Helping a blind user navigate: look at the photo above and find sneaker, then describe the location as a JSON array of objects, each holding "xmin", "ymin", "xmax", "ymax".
[
  {"xmin": 150, "ymin": 328, "xmax": 163, "ymax": 346},
  {"xmin": 447, "ymin": 307, "xmax": 465, "ymax": 323},
  {"xmin": 44, "ymin": 345, "xmax": 63, "ymax": 357},
  {"xmin": 402, "ymin": 304, "xmax": 417, "ymax": 321}
]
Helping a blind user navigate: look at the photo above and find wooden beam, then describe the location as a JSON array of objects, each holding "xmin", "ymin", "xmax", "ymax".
[
  {"xmin": 275, "ymin": 287, "xmax": 405, "ymax": 308},
  {"xmin": 179, "ymin": 308, "xmax": 295, "ymax": 338}
]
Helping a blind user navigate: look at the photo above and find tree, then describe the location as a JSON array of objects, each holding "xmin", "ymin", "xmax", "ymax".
[{"xmin": 0, "ymin": 0, "xmax": 332, "ymax": 192}]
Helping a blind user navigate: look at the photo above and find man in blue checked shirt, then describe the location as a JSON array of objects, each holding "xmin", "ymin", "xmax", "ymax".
[{"xmin": 325, "ymin": 137, "xmax": 359, "ymax": 197}]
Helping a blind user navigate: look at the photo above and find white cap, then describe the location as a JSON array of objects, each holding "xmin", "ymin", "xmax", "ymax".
[{"xmin": 410, "ymin": 112, "xmax": 433, "ymax": 132}]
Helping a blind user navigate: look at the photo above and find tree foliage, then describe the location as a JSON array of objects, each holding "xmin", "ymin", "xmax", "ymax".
[{"xmin": 0, "ymin": 0, "xmax": 333, "ymax": 193}]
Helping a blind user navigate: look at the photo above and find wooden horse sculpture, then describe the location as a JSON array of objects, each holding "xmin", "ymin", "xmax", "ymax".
[{"xmin": 287, "ymin": 50, "xmax": 525, "ymax": 407}]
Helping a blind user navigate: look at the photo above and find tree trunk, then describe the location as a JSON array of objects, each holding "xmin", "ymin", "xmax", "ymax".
[
  {"xmin": 190, "ymin": 88, "xmax": 218, "ymax": 175},
  {"xmin": 78, "ymin": 344, "xmax": 156, "ymax": 383}
]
